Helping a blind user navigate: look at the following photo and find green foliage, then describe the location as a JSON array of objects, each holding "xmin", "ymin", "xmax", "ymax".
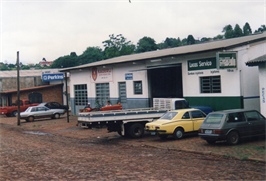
[
  {"xmin": 160, "ymin": 37, "xmax": 181, "ymax": 49},
  {"xmin": 181, "ymin": 38, "xmax": 187, "ymax": 45},
  {"xmin": 213, "ymin": 34, "xmax": 224, "ymax": 40},
  {"xmin": 51, "ymin": 53, "xmax": 78, "ymax": 68},
  {"xmin": 78, "ymin": 47, "xmax": 104, "ymax": 65},
  {"xmin": 254, "ymin": 25, "xmax": 266, "ymax": 33},
  {"xmin": 187, "ymin": 35, "xmax": 195, "ymax": 45},
  {"xmin": 233, "ymin": 24, "xmax": 243, "ymax": 37},
  {"xmin": 21, "ymin": 65, "xmax": 31, "ymax": 70},
  {"xmin": 136, "ymin": 36, "xmax": 158, "ymax": 53},
  {"xmin": 102, "ymin": 34, "xmax": 135, "ymax": 59},
  {"xmin": 243, "ymin": 22, "xmax": 252, "ymax": 35},
  {"xmin": 0, "ymin": 63, "xmax": 9, "ymax": 70}
]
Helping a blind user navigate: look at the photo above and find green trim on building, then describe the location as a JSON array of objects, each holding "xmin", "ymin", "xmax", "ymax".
[{"xmin": 184, "ymin": 96, "xmax": 244, "ymax": 111}]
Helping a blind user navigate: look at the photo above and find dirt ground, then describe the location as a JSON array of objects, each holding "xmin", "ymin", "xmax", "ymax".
[{"xmin": 0, "ymin": 115, "xmax": 265, "ymax": 180}]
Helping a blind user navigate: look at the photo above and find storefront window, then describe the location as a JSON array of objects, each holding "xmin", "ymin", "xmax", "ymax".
[
  {"xmin": 200, "ymin": 76, "xmax": 221, "ymax": 93},
  {"xmin": 134, "ymin": 81, "xmax": 142, "ymax": 95}
]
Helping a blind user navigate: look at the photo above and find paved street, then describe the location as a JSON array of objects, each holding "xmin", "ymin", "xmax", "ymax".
[{"xmin": 0, "ymin": 115, "xmax": 265, "ymax": 180}]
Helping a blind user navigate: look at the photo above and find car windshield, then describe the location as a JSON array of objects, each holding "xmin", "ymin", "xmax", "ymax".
[
  {"xmin": 160, "ymin": 112, "xmax": 178, "ymax": 120},
  {"xmin": 203, "ymin": 114, "xmax": 224, "ymax": 124}
]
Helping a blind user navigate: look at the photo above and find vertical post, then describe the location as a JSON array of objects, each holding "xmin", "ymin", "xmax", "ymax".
[
  {"xmin": 65, "ymin": 72, "xmax": 69, "ymax": 123},
  {"xmin": 17, "ymin": 51, "xmax": 20, "ymax": 126}
]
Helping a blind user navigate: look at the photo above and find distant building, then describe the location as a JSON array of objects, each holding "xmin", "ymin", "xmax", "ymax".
[{"xmin": 39, "ymin": 60, "xmax": 53, "ymax": 67}]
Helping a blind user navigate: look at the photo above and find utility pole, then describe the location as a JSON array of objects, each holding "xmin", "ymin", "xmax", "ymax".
[
  {"xmin": 17, "ymin": 51, "xmax": 20, "ymax": 126},
  {"xmin": 65, "ymin": 72, "xmax": 69, "ymax": 123}
]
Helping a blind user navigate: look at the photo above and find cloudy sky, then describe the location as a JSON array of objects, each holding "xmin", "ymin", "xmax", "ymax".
[{"xmin": 1, "ymin": 0, "xmax": 265, "ymax": 65}]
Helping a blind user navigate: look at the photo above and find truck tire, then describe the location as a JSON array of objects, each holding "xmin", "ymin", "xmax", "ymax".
[
  {"xmin": 128, "ymin": 123, "xmax": 144, "ymax": 139},
  {"xmin": 12, "ymin": 110, "xmax": 17, "ymax": 117}
]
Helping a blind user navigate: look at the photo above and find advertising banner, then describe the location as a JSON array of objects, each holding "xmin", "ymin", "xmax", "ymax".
[
  {"xmin": 42, "ymin": 73, "xmax": 64, "ymax": 82},
  {"xmin": 91, "ymin": 67, "xmax": 113, "ymax": 82},
  {"xmin": 187, "ymin": 57, "xmax": 217, "ymax": 71},
  {"xmin": 217, "ymin": 52, "xmax": 237, "ymax": 69}
]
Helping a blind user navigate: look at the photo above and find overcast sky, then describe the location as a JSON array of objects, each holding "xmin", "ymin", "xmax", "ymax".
[{"xmin": 1, "ymin": 0, "xmax": 265, "ymax": 65}]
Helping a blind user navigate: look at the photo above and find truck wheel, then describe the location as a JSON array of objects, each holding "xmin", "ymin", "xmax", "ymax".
[
  {"xmin": 12, "ymin": 110, "xmax": 17, "ymax": 117},
  {"xmin": 173, "ymin": 128, "xmax": 184, "ymax": 140},
  {"xmin": 28, "ymin": 116, "xmax": 34, "ymax": 122},
  {"xmin": 128, "ymin": 123, "xmax": 144, "ymax": 138},
  {"xmin": 227, "ymin": 131, "xmax": 239, "ymax": 145},
  {"xmin": 54, "ymin": 113, "xmax": 60, "ymax": 119}
]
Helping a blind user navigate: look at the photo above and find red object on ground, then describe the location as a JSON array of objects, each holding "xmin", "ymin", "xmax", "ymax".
[{"xmin": 100, "ymin": 105, "xmax": 122, "ymax": 111}]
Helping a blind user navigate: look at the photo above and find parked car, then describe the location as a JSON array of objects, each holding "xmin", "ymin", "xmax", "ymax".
[
  {"xmin": 145, "ymin": 108, "xmax": 206, "ymax": 139},
  {"xmin": 198, "ymin": 109, "xmax": 266, "ymax": 145},
  {"xmin": 19, "ymin": 106, "xmax": 66, "ymax": 122},
  {"xmin": 38, "ymin": 102, "xmax": 68, "ymax": 111}
]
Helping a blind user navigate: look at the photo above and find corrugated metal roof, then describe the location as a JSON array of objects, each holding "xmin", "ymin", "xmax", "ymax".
[
  {"xmin": 0, "ymin": 83, "xmax": 63, "ymax": 94},
  {"xmin": 0, "ymin": 69, "xmax": 60, "ymax": 78},
  {"xmin": 246, "ymin": 54, "xmax": 266, "ymax": 66},
  {"xmin": 60, "ymin": 32, "xmax": 266, "ymax": 72}
]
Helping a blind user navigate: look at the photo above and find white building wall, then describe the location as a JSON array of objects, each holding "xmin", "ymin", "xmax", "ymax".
[{"xmin": 259, "ymin": 64, "xmax": 266, "ymax": 117}]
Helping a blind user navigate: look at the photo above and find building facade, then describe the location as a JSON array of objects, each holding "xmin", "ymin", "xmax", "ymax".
[{"xmin": 60, "ymin": 32, "xmax": 266, "ymax": 116}]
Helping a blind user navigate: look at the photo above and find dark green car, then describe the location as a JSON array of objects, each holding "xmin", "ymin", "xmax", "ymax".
[{"xmin": 198, "ymin": 109, "xmax": 266, "ymax": 145}]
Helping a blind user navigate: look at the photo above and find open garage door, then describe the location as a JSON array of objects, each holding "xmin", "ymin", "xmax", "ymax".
[{"xmin": 148, "ymin": 64, "xmax": 183, "ymax": 100}]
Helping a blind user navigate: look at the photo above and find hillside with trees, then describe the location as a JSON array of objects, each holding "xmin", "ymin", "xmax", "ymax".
[{"xmin": 1, "ymin": 23, "xmax": 265, "ymax": 70}]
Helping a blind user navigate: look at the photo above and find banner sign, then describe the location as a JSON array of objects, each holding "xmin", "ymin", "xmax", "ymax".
[
  {"xmin": 187, "ymin": 57, "xmax": 217, "ymax": 71},
  {"xmin": 217, "ymin": 52, "xmax": 237, "ymax": 69},
  {"xmin": 125, "ymin": 73, "xmax": 133, "ymax": 80},
  {"xmin": 42, "ymin": 73, "xmax": 64, "ymax": 82},
  {"xmin": 91, "ymin": 67, "xmax": 113, "ymax": 82}
]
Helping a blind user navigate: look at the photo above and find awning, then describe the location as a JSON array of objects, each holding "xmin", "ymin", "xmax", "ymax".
[
  {"xmin": 246, "ymin": 54, "xmax": 266, "ymax": 66},
  {"xmin": 0, "ymin": 84, "xmax": 63, "ymax": 94}
]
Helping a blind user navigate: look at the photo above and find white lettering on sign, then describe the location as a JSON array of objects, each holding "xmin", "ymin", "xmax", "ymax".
[
  {"xmin": 47, "ymin": 75, "xmax": 64, "ymax": 80},
  {"xmin": 199, "ymin": 61, "xmax": 212, "ymax": 67},
  {"xmin": 219, "ymin": 57, "xmax": 236, "ymax": 67},
  {"xmin": 189, "ymin": 62, "xmax": 198, "ymax": 68}
]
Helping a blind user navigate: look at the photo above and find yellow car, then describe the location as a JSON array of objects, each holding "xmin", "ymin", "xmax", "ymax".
[{"xmin": 145, "ymin": 109, "xmax": 206, "ymax": 139}]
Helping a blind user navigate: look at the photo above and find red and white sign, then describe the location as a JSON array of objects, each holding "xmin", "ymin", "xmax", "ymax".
[{"xmin": 91, "ymin": 67, "xmax": 113, "ymax": 82}]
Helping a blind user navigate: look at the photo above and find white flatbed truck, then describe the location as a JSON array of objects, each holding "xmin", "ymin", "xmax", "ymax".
[{"xmin": 77, "ymin": 98, "xmax": 212, "ymax": 138}]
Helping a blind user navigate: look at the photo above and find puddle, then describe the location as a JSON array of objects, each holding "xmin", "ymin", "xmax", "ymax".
[{"xmin": 23, "ymin": 131, "xmax": 52, "ymax": 135}]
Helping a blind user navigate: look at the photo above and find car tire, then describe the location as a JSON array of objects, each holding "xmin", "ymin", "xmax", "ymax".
[
  {"xmin": 54, "ymin": 113, "xmax": 60, "ymax": 119},
  {"xmin": 159, "ymin": 134, "xmax": 168, "ymax": 140},
  {"xmin": 128, "ymin": 123, "xmax": 144, "ymax": 138},
  {"xmin": 12, "ymin": 110, "xmax": 17, "ymax": 117},
  {"xmin": 227, "ymin": 131, "xmax": 239, "ymax": 145},
  {"xmin": 173, "ymin": 128, "xmax": 184, "ymax": 140},
  {"xmin": 206, "ymin": 140, "xmax": 216, "ymax": 144},
  {"xmin": 28, "ymin": 116, "xmax": 34, "ymax": 122}
]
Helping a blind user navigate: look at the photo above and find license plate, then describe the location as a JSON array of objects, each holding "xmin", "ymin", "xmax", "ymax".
[
  {"xmin": 151, "ymin": 132, "xmax": 156, "ymax": 135},
  {"xmin": 205, "ymin": 130, "xmax": 212, "ymax": 134}
]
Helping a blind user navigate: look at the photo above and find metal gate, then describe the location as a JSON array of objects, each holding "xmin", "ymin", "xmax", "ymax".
[{"xmin": 118, "ymin": 82, "xmax": 127, "ymax": 108}]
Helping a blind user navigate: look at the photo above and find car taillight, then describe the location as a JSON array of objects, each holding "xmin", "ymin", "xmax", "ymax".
[
  {"xmin": 213, "ymin": 130, "xmax": 223, "ymax": 134},
  {"xmin": 155, "ymin": 126, "xmax": 160, "ymax": 129},
  {"xmin": 146, "ymin": 125, "xmax": 150, "ymax": 129},
  {"xmin": 198, "ymin": 129, "xmax": 203, "ymax": 133}
]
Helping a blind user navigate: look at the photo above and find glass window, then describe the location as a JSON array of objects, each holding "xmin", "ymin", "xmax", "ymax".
[
  {"xmin": 200, "ymin": 76, "xmax": 221, "ymax": 93},
  {"xmin": 160, "ymin": 112, "xmax": 178, "ymax": 120},
  {"xmin": 134, "ymin": 81, "xmax": 142, "ymax": 95},
  {"xmin": 28, "ymin": 92, "xmax": 43, "ymax": 103},
  {"xmin": 31, "ymin": 107, "xmax": 37, "ymax": 112},
  {"xmin": 245, "ymin": 111, "xmax": 260, "ymax": 121},
  {"xmin": 191, "ymin": 111, "xmax": 206, "ymax": 118},
  {"xmin": 96, "ymin": 83, "xmax": 110, "ymax": 107},
  {"xmin": 175, "ymin": 101, "xmax": 188, "ymax": 109},
  {"xmin": 204, "ymin": 114, "xmax": 224, "ymax": 124},
  {"xmin": 227, "ymin": 113, "xmax": 245, "ymax": 122},
  {"xmin": 182, "ymin": 112, "xmax": 190, "ymax": 119},
  {"xmin": 74, "ymin": 84, "xmax": 88, "ymax": 106}
]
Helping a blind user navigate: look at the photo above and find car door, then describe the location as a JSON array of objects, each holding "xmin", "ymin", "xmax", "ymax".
[
  {"xmin": 244, "ymin": 111, "xmax": 266, "ymax": 136},
  {"xmin": 37, "ymin": 107, "xmax": 51, "ymax": 118},
  {"xmin": 190, "ymin": 110, "xmax": 206, "ymax": 131},
  {"xmin": 226, "ymin": 112, "xmax": 250, "ymax": 137}
]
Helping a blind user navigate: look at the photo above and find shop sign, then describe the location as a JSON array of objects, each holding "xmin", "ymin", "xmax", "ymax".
[
  {"xmin": 188, "ymin": 57, "xmax": 217, "ymax": 71},
  {"xmin": 217, "ymin": 52, "xmax": 237, "ymax": 69},
  {"xmin": 91, "ymin": 67, "xmax": 113, "ymax": 82},
  {"xmin": 125, "ymin": 73, "xmax": 133, "ymax": 80},
  {"xmin": 42, "ymin": 73, "xmax": 64, "ymax": 81}
]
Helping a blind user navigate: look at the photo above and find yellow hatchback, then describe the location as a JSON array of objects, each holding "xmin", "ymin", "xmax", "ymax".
[{"xmin": 145, "ymin": 109, "xmax": 206, "ymax": 139}]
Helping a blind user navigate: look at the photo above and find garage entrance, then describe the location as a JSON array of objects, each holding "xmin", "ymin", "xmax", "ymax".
[{"xmin": 148, "ymin": 65, "xmax": 183, "ymax": 103}]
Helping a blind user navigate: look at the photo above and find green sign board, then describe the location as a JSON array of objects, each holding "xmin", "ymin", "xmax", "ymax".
[
  {"xmin": 188, "ymin": 57, "xmax": 217, "ymax": 71},
  {"xmin": 217, "ymin": 52, "xmax": 237, "ymax": 69}
]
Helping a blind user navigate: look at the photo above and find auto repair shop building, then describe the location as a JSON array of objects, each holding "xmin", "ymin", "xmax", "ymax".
[{"xmin": 60, "ymin": 32, "xmax": 266, "ymax": 116}]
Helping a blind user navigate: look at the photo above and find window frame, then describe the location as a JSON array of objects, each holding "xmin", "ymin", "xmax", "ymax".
[
  {"xmin": 133, "ymin": 81, "xmax": 143, "ymax": 95},
  {"xmin": 200, "ymin": 75, "xmax": 221, "ymax": 93}
]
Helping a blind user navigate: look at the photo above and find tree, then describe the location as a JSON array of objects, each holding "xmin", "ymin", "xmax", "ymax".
[
  {"xmin": 78, "ymin": 47, "xmax": 104, "ymax": 65},
  {"xmin": 213, "ymin": 34, "xmax": 224, "ymax": 40},
  {"xmin": 0, "ymin": 63, "xmax": 9, "ymax": 70},
  {"xmin": 243, "ymin": 22, "xmax": 252, "ymax": 35},
  {"xmin": 135, "ymin": 36, "xmax": 158, "ymax": 53},
  {"xmin": 102, "ymin": 34, "xmax": 135, "ymax": 59},
  {"xmin": 254, "ymin": 25, "xmax": 266, "ymax": 33},
  {"xmin": 233, "ymin": 24, "xmax": 243, "ymax": 37},
  {"xmin": 51, "ymin": 53, "xmax": 78, "ymax": 68},
  {"xmin": 181, "ymin": 38, "xmax": 187, "ymax": 45},
  {"xmin": 187, "ymin": 35, "xmax": 195, "ymax": 45},
  {"xmin": 161, "ymin": 37, "xmax": 181, "ymax": 49},
  {"xmin": 223, "ymin": 24, "xmax": 234, "ymax": 39}
]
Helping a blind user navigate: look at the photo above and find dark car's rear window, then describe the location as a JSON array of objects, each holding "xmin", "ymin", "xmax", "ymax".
[{"xmin": 203, "ymin": 114, "xmax": 224, "ymax": 124}]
